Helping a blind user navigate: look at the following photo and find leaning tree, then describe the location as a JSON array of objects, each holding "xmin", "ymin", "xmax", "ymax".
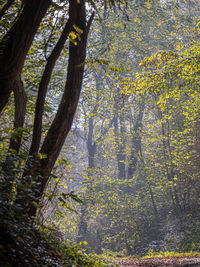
[{"xmin": 0, "ymin": 0, "xmax": 100, "ymax": 217}]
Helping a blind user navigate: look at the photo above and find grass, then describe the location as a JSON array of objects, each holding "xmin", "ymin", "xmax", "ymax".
[{"xmin": 142, "ymin": 249, "xmax": 200, "ymax": 259}]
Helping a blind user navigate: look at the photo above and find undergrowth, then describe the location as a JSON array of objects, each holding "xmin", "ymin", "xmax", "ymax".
[
  {"xmin": 0, "ymin": 155, "xmax": 111, "ymax": 266},
  {"xmin": 0, "ymin": 201, "xmax": 110, "ymax": 266},
  {"xmin": 143, "ymin": 249, "xmax": 200, "ymax": 259}
]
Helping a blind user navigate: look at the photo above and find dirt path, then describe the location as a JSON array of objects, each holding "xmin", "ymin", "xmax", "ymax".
[{"xmin": 113, "ymin": 256, "xmax": 200, "ymax": 266}]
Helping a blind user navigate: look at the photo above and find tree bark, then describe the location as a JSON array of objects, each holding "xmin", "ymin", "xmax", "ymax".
[
  {"xmin": 22, "ymin": 3, "xmax": 94, "ymax": 217},
  {"xmin": 39, "ymin": 5, "xmax": 92, "ymax": 188},
  {"xmin": 87, "ymin": 117, "xmax": 96, "ymax": 169},
  {"xmin": 127, "ymin": 101, "xmax": 145, "ymax": 179},
  {"xmin": 9, "ymin": 78, "xmax": 27, "ymax": 152},
  {"xmin": 0, "ymin": 78, "xmax": 26, "ymax": 203},
  {"xmin": 0, "ymin": 0, "xmax": 52, "ymax": 113},
  {"xmin": 29, "ymin": 0, "xmax": 77, "ymax": 156}
]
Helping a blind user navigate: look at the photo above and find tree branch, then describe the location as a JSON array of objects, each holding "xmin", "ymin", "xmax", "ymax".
[
  {"xmin": 0, "ymin": 0, "xmax": 15, "ymax": 20},
  {"xmin": 29, "ymin": 0, "xmax": 77, "ymax": 156},
  {"xmin": 0, "ymin": 0, "xmax": 52, "ymax": 113}
]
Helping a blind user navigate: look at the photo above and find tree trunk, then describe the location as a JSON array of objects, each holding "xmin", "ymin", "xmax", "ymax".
[
  {"xmin": 113, "ymin": 94, "xmax": 126, "ymax": 180},
  {"xmin": 19, "ymin": 2, "xmax": 94, "ymax": 217},
  {"xmin": 9, "ymin": 78, "xmax": 27, "ymax": 152},
  {"xmin": 77, "ymin": 117, "xmax": 95, "ymax": 244},
  {"xmin": 87, "ymin": 118, "xmax": 96, "ymax": 169},
  {"xmin": 154, "ymin": 96, "xmax": 182, "ymax": 214},
  {"xmin": 0, "ymin": 0, "xmax": 52, "ymax": 113},
  {"xmin": 0, "ymin": 77, "xmax": 27, "ymax": 203},
  {"xmin": 0, "ymin": 0, "xmax": 15, "ymax": 20},
  {"xmin": 29, "ymin": 0, "xmax": 77, "ymax": 156},
  {"xmin": 38, "ymin": 1, "xmax": 90, "ymax": 190},
  {"xmin": 127, "ymin": 101, "xmax": 145, "ymax": 179}
]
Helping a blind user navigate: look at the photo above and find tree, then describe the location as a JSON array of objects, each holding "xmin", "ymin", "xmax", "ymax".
[
  {"xmin": 55, "ymin": 0, "xmax": 200, "ymax": 254},
  {"xmin": 0, "ymin": 0, "xmax": 96, "ymax": 217},
  {"xmin": 0, "ymin": 0, "xmax": 52, "ymax": 112}
]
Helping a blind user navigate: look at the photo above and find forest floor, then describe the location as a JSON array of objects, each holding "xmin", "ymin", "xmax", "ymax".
[{"xmin": 113, "ymin": 256, "xmax": 200, "ymax": 266}]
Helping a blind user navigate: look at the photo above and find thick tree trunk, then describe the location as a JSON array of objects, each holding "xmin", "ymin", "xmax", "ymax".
[
  {"xmin": 0, "ymin": 77, "xmax": 27, "ymax": 203},
  {"xmin": 38, "ymin": 3, "xmax": 90, "ymax": 189},
  {"xmin": 127, "ymin": 102, "xmax": 145, "ymax": 179},
  {"xmin": 29, "ymin": 0, "xmax": 77, "ymax": 156},
  {"xmin": 21, "ymin": 3, "xmax": 94, "ymax": 217},
  {"xmin": 9, "ymin": 78, "xmax": 27, "ymax": 152},
  {"xmin": 0, "ymin": 0, "xmax": 52, "ymax": 113}
]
